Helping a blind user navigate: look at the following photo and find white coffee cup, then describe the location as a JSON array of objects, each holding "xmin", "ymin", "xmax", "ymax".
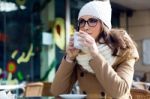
[
  {"xmin": 74, "ymin": 32, "xmax": 82, "ymax": 49},
  {"xmin": 74, "ymin": 32, "xmax": 89, "ymax": 53}
]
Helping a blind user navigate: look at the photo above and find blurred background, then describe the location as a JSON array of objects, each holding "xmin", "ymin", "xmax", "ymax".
[{"xmin": 0, "ymin": 0, "xmax": 150, "ymax": 97}]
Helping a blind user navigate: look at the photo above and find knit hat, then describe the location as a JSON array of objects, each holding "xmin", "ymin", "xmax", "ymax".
[{"xmin": 78, "ymin": 0, "xmax": 112, "ymax": 29}]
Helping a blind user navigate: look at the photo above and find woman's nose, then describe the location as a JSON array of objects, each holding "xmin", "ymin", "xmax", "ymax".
[{"xmin": 83, "ymin": 22, "xmax": 90, "ymax": 30}]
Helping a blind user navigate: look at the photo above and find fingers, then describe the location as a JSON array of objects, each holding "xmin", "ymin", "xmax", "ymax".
[
  {"xmin": 79, "ymin": 31, "xmax": 94, "ymax": 41},
  {"xmin": 77, "ymin": 31, "xmax": 95, "ymax": 48},
  {"xmin": 67, "ymin": 36, "xmax": 79, "ymax": 51},
  {"xmin": 77, "ymin": 31, "xmax": 99, "ymax": 54},
  {"xmin": 68, "ymin": 36, "xmax": 75, "ymax": 49}
]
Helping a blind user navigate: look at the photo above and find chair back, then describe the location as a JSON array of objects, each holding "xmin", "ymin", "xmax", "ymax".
[
  {"xmin": 131, "ymin": 88, "xmax": 150, "ymax": 99},
  {"xmin": 24, "ymin": 82, "xmax": 52, "ymax": 97}
]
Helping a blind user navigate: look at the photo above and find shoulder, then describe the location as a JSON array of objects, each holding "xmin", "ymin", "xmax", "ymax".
[
  {"xmin": 110, "ymin": 28, "xmax": 139, "ymax": 61},
  {"xmin": 121, "ymin": 29, "xmax": 139, "ymax": 61}
]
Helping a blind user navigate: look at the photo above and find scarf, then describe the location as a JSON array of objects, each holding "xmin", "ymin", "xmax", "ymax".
[{"xmin": 76, "ymin": 43, "xmax": 117, "ymax": 73}]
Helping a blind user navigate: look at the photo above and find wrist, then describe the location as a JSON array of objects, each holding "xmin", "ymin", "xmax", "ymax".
[
  {"xmin": 65, "ymin": 55, "xmax": 74, "ymax": 63},
  {"xmin": 91, "ymin": 51, "xmax": 99, "ymax": 58}
]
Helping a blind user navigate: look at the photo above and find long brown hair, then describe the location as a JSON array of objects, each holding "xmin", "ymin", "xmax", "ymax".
[{"xmin": 96, "ymin": 23, "xmax": 136, "ymax": 56}]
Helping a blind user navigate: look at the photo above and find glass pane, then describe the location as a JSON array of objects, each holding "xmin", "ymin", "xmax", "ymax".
[{"xmin": 0, "ymin": 0, "xmax": 41, "ymax": 84}]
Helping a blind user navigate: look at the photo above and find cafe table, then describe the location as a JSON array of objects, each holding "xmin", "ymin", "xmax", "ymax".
[
  {"xmin": 17, "ymin": 96, "xmax": 56, "ymax": 99},
  {"xmin": 0, "ymin": 82, "xmax": 26, "ymax": 90},
  {"xmin": 17, "ymin": 94, "xmax": 107, "ymax": 99},
  {"xmin": 17, "ymin": 97, "xmax": 87, "ymax": 99},
  {"xmin": 17, "ymin": 94, "xmax": 87, "ymax": 99}
]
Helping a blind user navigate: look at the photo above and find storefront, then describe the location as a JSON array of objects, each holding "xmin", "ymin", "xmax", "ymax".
[{"xmin": 0, "ymin": 0, "xmax": 131, "ymax": 86}]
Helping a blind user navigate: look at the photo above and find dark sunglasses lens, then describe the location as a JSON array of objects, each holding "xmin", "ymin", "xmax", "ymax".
[
  {"xmin": 78, "ymin": 18, "xmax": 98, "ymax": 28},
  {"xmin": 88, "ymin": 18, "xmax": 98, "ymax": 27},
  {"xmin": 79, "ymin": 19, "xmax": 86, "ymax": 27}
]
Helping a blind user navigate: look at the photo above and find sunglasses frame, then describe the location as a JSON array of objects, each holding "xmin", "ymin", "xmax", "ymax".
[{"xmin": 78, "ymin": 18, "xmax": 99, "ymax": 28}]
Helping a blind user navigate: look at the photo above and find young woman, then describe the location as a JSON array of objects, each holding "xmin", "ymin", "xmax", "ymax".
[{"xmin": 51, "ymin": 1, "xmax": 139, "ymax": 99}]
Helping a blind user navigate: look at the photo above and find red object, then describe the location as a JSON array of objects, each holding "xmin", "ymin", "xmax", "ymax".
[
  {"xmin": 6, "ymin": 61, "xmax": 17, "ymax": 74},
  {"xmin": 56, "ymin": 25, "xmax": 61, "ymax": 35}
]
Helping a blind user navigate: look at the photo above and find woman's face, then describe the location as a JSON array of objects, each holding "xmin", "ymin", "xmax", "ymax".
[{"xmin": 78, "ymin": 15, "xmax": 102, "ymax": 39}]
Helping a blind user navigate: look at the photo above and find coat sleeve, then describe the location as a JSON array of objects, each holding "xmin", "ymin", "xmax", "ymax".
[
  {"xmin": 51, "ymin": 57, "xmax": 77, "ymax": 96},
  {"xmin": 89, "ymin": 53, "xmax": 137, "ymax": 98}
]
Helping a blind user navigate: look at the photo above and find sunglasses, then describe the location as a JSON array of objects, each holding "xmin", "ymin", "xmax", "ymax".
[{"xmin": 78, "ymin": 18, "xmax": 99, "ymax": 28}]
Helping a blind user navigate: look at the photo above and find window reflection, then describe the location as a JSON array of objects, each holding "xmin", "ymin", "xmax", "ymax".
[{"xmin": 0, "ymin": 0, "xmax": 42, "ymax": 84}]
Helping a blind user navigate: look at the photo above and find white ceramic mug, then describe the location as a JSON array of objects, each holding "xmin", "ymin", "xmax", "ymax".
[{"xmin": 74, "ymin": 32, "xmax": 82, "ymax": 49}]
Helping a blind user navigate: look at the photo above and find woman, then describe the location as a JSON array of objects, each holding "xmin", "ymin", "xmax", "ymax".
[{"xmin": 51, "ymin": 0, "xmax": 139, "ymax": 99}]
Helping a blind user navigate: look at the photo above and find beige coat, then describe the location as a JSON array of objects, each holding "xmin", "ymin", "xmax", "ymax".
[{"xmin": 51, "ymin": 36, "xmax": 139, "ymax": 99}]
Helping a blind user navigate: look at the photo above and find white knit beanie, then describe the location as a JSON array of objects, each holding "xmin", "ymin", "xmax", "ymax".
[{"xmin": 78, "ymin": 0, "xmax": 112, "ymax": 29}]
